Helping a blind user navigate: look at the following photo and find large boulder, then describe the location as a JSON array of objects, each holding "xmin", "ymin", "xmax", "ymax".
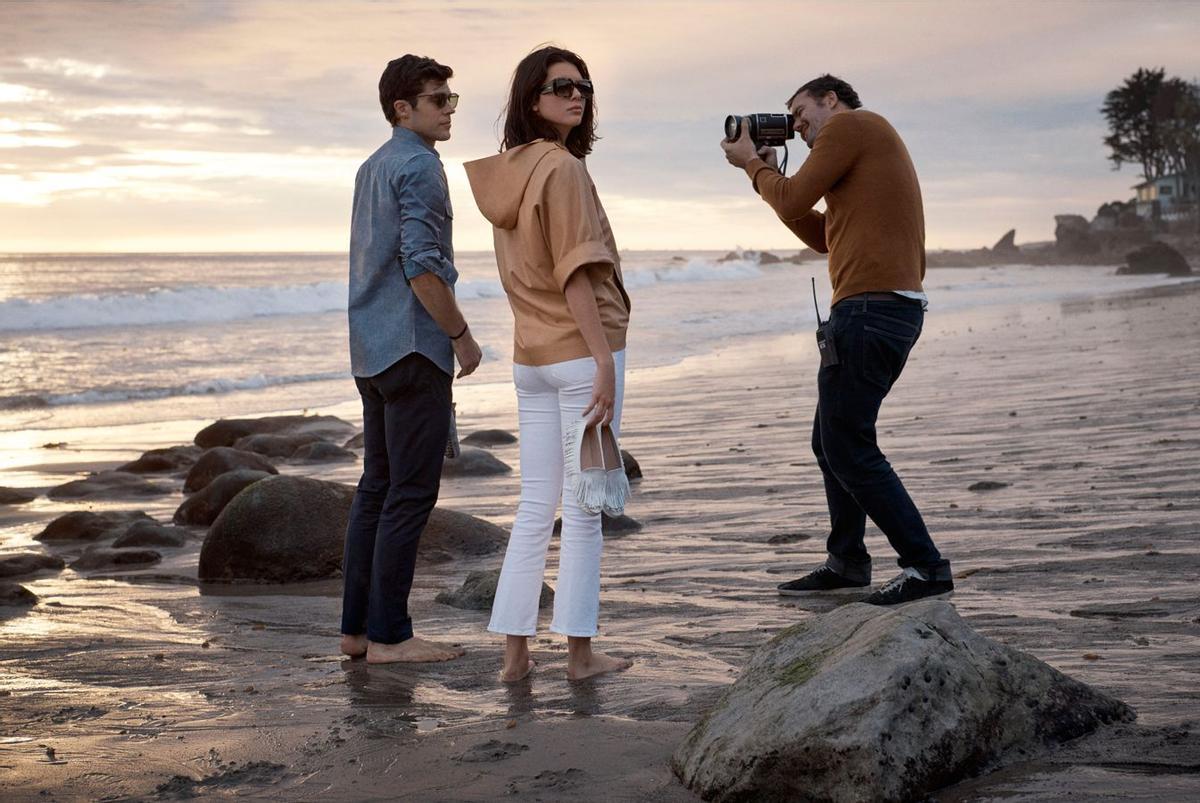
[
  {"xmin": 35, "ymin": 511, "xmax": 153, "ymax": 542},
  {"xmin": 442, "ymin": 447, "xmax": 512, "ymax": 477},
  {"xmin": 436, "ymin": 568, "xmax": 553, "ymax": 611},
  {"xmin": 672, "ymin": 600, "xmax": 1134, "ymax": 803},
  {"xmin": 174, "ymin": 469, "xmax": 272, "ymax": 526},
  {"xmin": 48, "ymin": 472, "xmax": 171, "ymax": 500},
  {"xmin": 461, "ymin": 429, "xmax": 518, "ymax": 447},
  {"xmin": 183, "ymin": 448, "xmax": 278, "ymax": 493},
  {"xmin": 112, "ymin": 521, "xmax": 187, "ymax": 549},
  {"xmin": 199, "ymin": 476, "xmax": 506, "ymax": 582},
  {"xmin": 116, "ymin": 445, "xmax": 202, "ymax": 474},
  {"xmin": 69, "ymin": 548, "xmax": 162, "ymax": 571},
  {"xmin": 232, "ymin": 432, "xmax": 325, "ymax": 459},
  {"xmin": 194, "ymin": 415, "xmax": 357, "ymax": 449},
  {"xmin": 0, "ymin": 486, "xmax": 37, "ymax": 505},
  {"xmin": 0, "ymin": 553, "xmax": 65, "ymax": 579},
  {"xmin": 1054, "ymin": 214, "xmax": 1099, "ymax": 256},
  {"xmin": 1119, "ymin": 241, "xmax": 1192, "ymax": 277}
]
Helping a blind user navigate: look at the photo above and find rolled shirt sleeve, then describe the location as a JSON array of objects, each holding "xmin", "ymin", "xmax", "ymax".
[
  {"xmin": 397, "ymin": 153, "xmax": 459, "ymax": 286},
  {"xmin": 538, "ymin": 157, "xmax": 615, "ymax": 292}
]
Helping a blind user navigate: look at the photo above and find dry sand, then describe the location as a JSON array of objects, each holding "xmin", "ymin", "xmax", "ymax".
[{"xmin": 2, "ymin": 281, "xmax": 1199, "ymax": 800}]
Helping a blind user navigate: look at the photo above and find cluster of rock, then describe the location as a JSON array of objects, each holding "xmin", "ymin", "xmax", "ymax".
[
  {"xmin": 718, "ymin": 249, "xmax": 820, "ymax": 265},
  {"xmin": 7, "ymin": 412, "xmax": 646, "ymax": 617}
]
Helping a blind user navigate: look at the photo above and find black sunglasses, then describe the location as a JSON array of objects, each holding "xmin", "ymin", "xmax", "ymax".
[
  {"xmin": 415, "ymin": 91, "xmax": 459, "ymax": 110},
  {"xmin": 539, "ymin": 78, "xmax": 594, "ymax": 99}
]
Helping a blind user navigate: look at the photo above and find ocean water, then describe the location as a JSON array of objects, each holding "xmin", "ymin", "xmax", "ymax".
[{"xmin": 0, "ymin": 251, "xmax": 1192, "ymax": 434}]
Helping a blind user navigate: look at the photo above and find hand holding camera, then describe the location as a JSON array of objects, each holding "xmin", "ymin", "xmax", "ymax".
[{"xmin": 720, "ymin": 113, "xmax": 794, "ymax": 171}]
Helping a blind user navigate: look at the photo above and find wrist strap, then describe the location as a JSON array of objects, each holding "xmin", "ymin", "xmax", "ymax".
[{"xmin": 450, "ymin": 322, "xmax": 469, "ymax": 340}]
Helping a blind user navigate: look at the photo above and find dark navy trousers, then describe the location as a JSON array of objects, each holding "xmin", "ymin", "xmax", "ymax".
[
  {"xmin": 341, "ymin": 353, "xmax": 451, "ymax": 644},
  {"xmin": 812, "ymin": 297, "xmax": 951, "ymax": 583}
]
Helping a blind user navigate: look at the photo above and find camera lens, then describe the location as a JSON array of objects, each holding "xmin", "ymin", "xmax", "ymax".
[{"xmin": 724, "ymin": 115, "xmax": 742, "ymax": 142}]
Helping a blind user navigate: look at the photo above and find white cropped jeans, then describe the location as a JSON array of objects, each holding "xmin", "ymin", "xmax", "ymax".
[{"xmin": 488, "ymin": 350, "xmax": 626, "ymax": 638}]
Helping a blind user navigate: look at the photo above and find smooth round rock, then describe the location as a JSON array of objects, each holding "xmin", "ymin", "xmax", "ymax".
[
  {"xmin": 116, "ymin": 445, "xmax": 203, "ymax": 474},
  {"xmin": 0, "ymin": 486, "xmax": 38, "ymax": 506},
  {"xmin": 48, "ymin": 472, "xmax": 171, "ymax": 500},
  {"xmin": 0, "ymin": 553, "xmax": 65, "ymax": 579},
  {"xmin": 436, "ymin": 568, "xmax": 552, "ymax": 611},
  {"xmin": 195, "ymin": 415, "xmax": 358, "ymax": 449},
  {"xmin": 184, "ymin": 448, "xmax": 278, "ymax": 493},
  {"xmin": 175, "ymin": 469, "xmax": 272, "ymax": 526},
  {"xmin": 291, "ymin": 442, "xmax": 357, "ymax": 464},
  {"xmin": 442, "ymin": 447, "xmax": 512, "ymax": 477},
  {"xmin": 461, "ymin": 429, "xmax": 518, "ymax": 447},
  {"xmin": 35, "ymin": 511, "xmax": 154, "ymax": 542},
  {"xmin": 233, "ymin": 433, "xmax": 325, "ymax": 459},
  {"xmin": 112, "ymin": 521, "xmax": 187, "ymax": 549},
  {"xmin": 0, "ymin": 582, "xmax": 38, "ymax": 607},
  {"xmin": 70, "ymin": 548, "xmax": 162, "ymax": 571}
]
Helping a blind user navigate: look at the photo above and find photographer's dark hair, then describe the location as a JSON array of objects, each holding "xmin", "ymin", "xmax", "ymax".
[
  {"xmin": 501, "ymin": 45, "xmax": 597, "ymax": 159},
  {"xmin": 379, "ymin": 55, "xmax": 453, "ymax": 125},
  {"xmin": 788, "ymin": 74, "xmax": 863, "ymax": 110}
]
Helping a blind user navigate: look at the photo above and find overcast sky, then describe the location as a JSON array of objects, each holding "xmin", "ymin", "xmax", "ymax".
[{"xmin": 1, "ymin": 0, "xmax": 1197, "ymax": 253}]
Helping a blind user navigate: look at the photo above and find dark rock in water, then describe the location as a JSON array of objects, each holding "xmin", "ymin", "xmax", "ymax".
[
  {"xmin": 1119, "ymin": 241, "xmax": 1192, "ymax": 277},
  {"xmin": 1054, "ymin": 214, "xmax": 1098, "ymax": 256},
  {"xmin": 175, "ymin": 469, "xmax": 271, "ymax": 526},
  {"xmin": 291, "ymin": 441, "xmax": 357, "ymax": 463},
  {"xmin": 116, "ymin": 445, "xmax": 202, "ymax": 474},
  {"xmin": 183, "ymin": 447, "xmax": 278, "ymax": 493},
  {"xmin": 968, "ymin": 480, "xmax": 1010, "ymax": 491},
  {"xmin": 48, "ymin": 471, "xmax": 171, "ymax": 500},
  {"xmin": 0, "ymin": 553, "xmax": 65, "ymax": 579},
  {"xmin": 992, "ymin": 228, "xmax": 1019, "ymax": 254},
  {"xmin": 554, "ymin": 512, "xmax": 642, "ymax": 537},
  {"xmin": 233, "ymin": 432, "xmax": 325, "ymax": 458},
  {"xmin": 36, "ymin": 511, "xmax": 153, "ymax": 542},
  {"xmin": 194, "ymin": 414, "xmax": 357, "ymax": 448},
  {"xmin": 0, "ymin": 486, "xmax": 37, "ymax": 505},
  {"xmin": 461, "ymin": 429, "xmax": 518, "ymax": 447},
  {"xmin": 200, "ymin": 475, "xmax": 506, "ymax": 582},
  {"xmin": 442, "ymin": 447, "xmax": 512, "ymax": 477},
  {"xmin": 0, "ymin": 582, "xmax": 38, "ymax": 607},
  {"xmin": 343, "ymin": 432, "xmax": 365, "ymax": 450},
  {"xmin": 672, "ymin": 600, "xmax": 1135, "ymax": 803},
  {"xmin": 112, "ymin": 521, "xmax": 187, "ymax": 548},
  {"xmin": 621, "ymin": 449, "xmax": 642, "ymax": 480},
  {"xmin": 719, "ymin": 249, "xmax": 781, "ymax": 265},
  {"xmin": 436, "ymin": 568, "xmax": 553, "ymax": 611},
  {"xmin": 70, "ymin": 548, "xmax": 162, "ymax": 571}
]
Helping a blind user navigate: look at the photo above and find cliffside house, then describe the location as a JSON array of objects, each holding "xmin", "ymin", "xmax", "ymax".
[{"xmin": 1134, "ymin": 172, "xmax": 1198, "ymax": 221}]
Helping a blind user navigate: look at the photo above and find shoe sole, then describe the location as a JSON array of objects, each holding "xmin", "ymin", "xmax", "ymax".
[
  {"xmin": 867, "ymin": 590, "xmax": 955, "ymax": 605},
  {"xmin": 777, "ymin": 586, "xmax": 870, "ymax": 597}
]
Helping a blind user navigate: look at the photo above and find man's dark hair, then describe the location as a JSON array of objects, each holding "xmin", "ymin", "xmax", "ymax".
[
  {"xmin": 379, "ymin": 55, "xmax": 453, "ymax": 125},
  {"xmin": 788, "ymin": 74, "xmax": 862, "ymax": 110},
  {"xmin": 501, "ymin": 45, "xmax": 598, "ymax": 159}
]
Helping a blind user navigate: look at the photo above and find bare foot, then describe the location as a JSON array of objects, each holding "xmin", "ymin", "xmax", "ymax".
[
  {"xmin": 341, "ymin": 634, "xmax": 367, "ymax": 658},
  {"xmin": 567, "ymin": 651, "xmax": 632, "ymax": 681},
  {"xmin": 366, "ymin": 637, "xmax": 465, "ymax": 664},
  {"xmin": 500, "ymin": 658, "xmax": 536, "ymax": 683}
]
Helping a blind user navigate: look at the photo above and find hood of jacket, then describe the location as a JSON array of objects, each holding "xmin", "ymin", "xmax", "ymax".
[{"xmin": 464, "ymin": 140, "xmax": 564, "ymax": 230}]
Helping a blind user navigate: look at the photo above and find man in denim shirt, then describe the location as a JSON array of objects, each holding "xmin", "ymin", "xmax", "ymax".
[{"xmin": 341, "ymin": 55, "xmax": 481, "ymax": 664}]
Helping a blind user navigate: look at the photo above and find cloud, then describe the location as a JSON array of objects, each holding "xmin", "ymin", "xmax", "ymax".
[{"xmin": 0, "ymin": 0, "xmax": 1197, "ymax": 251}]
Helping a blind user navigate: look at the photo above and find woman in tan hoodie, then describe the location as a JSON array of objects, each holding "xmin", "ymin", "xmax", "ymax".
[{"xmin": 465, "ymin": 46, "xmax": 631, "ymax": 682}]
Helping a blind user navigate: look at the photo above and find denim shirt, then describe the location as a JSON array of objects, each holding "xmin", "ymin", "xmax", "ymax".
[{"xmin": 348, "ymin": 126, "xmax": 459, "ymax": 378}]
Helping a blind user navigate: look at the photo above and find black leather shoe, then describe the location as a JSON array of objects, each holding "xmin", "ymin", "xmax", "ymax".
[
  {"xmin": 864, "ymin": 570, "xmax": 954, "ymax": 606},
  {"xmin": 777, "ymin": 567, "xmax": 870, "ymax": 596}
]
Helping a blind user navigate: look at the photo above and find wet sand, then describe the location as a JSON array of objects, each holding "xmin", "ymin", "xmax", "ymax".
[{"xmin": 2, "ymin": 281, "xmax": 1199, "ymax": 800}]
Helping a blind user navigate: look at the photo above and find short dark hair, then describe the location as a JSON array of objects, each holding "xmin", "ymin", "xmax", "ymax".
[
  {"xmin": 788, "ymin": 74, "xmax": 862, "ymax": 110},
  {"xmin": 379, "ymin": 55, "xmax": 453, "ymax": 126},
  {"xmin": 501, "ymin": 45, "xmax": 598, "ymax": 159}
]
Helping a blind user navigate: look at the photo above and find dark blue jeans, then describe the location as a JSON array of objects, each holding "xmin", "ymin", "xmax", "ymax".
[
  {"xmin": 341, "ymin": 353, "xmax": 451, "ymax": 644},
  {"xmin": 812, "ymin": 297, "xmax": 951, "ymax": 583}
]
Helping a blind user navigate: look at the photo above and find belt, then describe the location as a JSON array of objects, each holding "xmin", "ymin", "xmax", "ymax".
[{"xmin": 838, "ymin": 292, "xmax": 914, "ymax": 303}]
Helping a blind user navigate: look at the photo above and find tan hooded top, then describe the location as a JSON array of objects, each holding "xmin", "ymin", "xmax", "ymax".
[{"xmin": 465, "ymin": 141, "xmax": 630, "ymax": 366}]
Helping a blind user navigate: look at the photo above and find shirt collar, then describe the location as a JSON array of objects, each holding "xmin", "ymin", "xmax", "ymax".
[{"xmin": 392, "ymin": 125, "xmax": 436, "ymax": 153}]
